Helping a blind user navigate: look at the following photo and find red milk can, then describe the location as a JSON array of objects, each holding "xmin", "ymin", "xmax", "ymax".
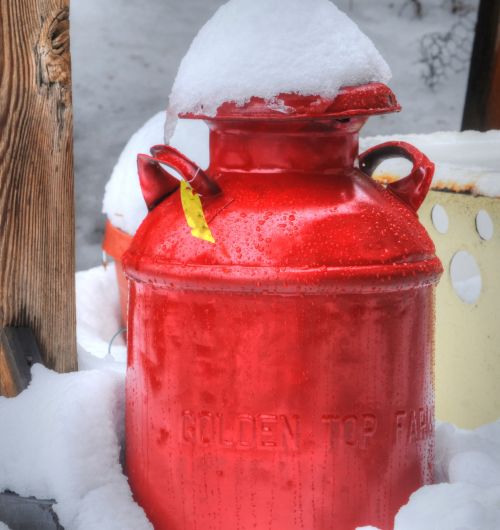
[{"xmin": 124, "ymin": 83, "xmax": 442, "ymax": 530}]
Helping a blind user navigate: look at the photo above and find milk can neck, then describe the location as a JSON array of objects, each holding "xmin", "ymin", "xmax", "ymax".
[{"xmin": 207, "ymin": 117, "xmax": 366, "ymax": 174}]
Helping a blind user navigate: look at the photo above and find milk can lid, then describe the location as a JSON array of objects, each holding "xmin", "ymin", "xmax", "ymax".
[{"xmin": 180, "ymin": 83, "xmax": 400, "ymax": 121}]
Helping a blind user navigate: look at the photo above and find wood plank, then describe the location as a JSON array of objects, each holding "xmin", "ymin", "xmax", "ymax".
[
  {"xmin": 487, "ymin": 32, "xmax": 500, "ymax": 128},
  {"xmin": 0, "ymin": 0, "xmax": 77, "ymax": 375},
  {"xmin": 0, "ymin": 327, "xmax": 43, "ymax": 397},
  {"xmin": 462, "ymin": 0, "xmax": 500, "ymax": 130}
]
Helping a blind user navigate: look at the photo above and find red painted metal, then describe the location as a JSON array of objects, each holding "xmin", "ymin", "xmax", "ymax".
[
  {"xmin": 138, "ymin": 145, "xmax": 220, "ymax": 210},
  {"xmin": 124, "ymin": 83, "xmax": 442, "ymax": 530},
  {"xmin": 359, "ymin": 141, "xmax": 435, "ymax": 211}
]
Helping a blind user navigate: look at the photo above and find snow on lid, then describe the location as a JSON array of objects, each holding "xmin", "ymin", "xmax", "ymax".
[
  {"xmin": 360, "ymin": 130, "xmax": 500, "ymax": 198},
  {"xmin": 167, "ymin": 0, "xmax": 391, "ymax": 135}
]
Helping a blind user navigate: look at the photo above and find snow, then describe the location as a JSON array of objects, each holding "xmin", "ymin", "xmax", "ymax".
[
  {"xmin": 394, "ymin": 483, "xmax": 500, "ymax": 530},
  {"xmin": 360, "ymin": 421, "xmax": 500, "ymax": 530},
  {"xmin": 362, "ymin": 130, "xmax": 500, "ymax": 170},
  {"xmin": 0, "ymin": 523, "xmax": 10, "ymax": 530},
  {"xmin": 76, "ymin": 263, "xmax": 127, "ymax": 368},
  {"xmin": 102, "ymin": 112, "xmax": 164, "ymax": 238},
  {"xmin": 167, "ymin": 0, "xmax": 391, "ymax": 136},
  {"xmin": 0, "ymin": 365, "xmax": 151, "ymax": 530},
  {"xmin": 102, "ymin": 112, "xmax": 209, "ymax": 235}
]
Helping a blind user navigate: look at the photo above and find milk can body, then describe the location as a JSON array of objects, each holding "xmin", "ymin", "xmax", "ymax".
[{"xmin": 124, "ymin": 84, "xmax": 442, "ymax": 530}]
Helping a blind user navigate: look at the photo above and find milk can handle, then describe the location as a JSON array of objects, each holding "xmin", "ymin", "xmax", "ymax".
[
  {"xmin": 358, "ymin": 141, "xmax": 434, "ymax": 211},
  {"xmin": 137, "ymin": 144, "xmax": 220, "ymax": 210}
]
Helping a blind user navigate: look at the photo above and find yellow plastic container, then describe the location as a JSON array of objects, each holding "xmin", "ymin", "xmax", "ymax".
[{"xmin": 362, "ymin": 131, "xmax": 500, "ymax": 428}]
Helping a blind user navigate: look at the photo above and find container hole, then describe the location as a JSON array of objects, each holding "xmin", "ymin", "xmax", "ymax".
[
  {"xmin": 475, "ymin": 210, "xmax": 494, "ymax": 241},
  {"xmin": 450, "ymin": 251, "xmax": 482, "ymax": 304},
  {"xmin": 431, "ymin": 204, "xmax": 449, "ymax": 234}
]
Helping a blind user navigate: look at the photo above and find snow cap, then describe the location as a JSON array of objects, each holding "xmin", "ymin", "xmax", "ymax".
[{"xmin": 167, "ymin": 0, "xmax": 391, "ymax": 137}]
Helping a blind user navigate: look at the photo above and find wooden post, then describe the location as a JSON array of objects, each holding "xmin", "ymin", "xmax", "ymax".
[
  {"xmin": 488, "ymin": 33, "xmax": 500, "ymax": 128},
  {"xmin": 0, "ymin": 328, "xmax": 43, "ymax": 397},
  {"xmin": 462, "ymin": 0, "xmax": 500, "ymax": 130},
  {"xmin": 0, "ymin": 0, "xmax": 77, "ymax": 381}
]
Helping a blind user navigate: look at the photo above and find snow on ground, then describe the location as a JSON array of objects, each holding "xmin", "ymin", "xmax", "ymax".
[
  {"xmin": 73, "ymin": 0, "xmax": 478, "ymax": 269},
  {"xmin": 0, "ymin": 364, "xmax": 151, "ymax": 530},
  {"xmin": 363, "ymin": 422, "xmax": 500, "ymax": 529},
  {"xmin": 76, "ymin": 264, "xmax": 127, "ymax": 369},
  {"xmin": 167, "ymin": 0, "xmax": 390, "ymax": 134}
]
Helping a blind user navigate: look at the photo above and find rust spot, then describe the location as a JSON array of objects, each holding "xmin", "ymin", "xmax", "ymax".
[
  {"xmin": 374, "ymin": 172, "xmax": 481, "ymax": 196},
  {"xmin": 372, "ymin": 172, "xmax": 401, "ymax": 185},
  {"xmin": 432, "ymin": 180, "xmax": 475, "ymax": 195}
]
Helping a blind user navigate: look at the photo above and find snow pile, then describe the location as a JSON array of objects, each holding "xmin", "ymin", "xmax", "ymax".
[
  {"xmin": 76, "ymin": 263, "xmax": 126, "ymax": 367},
  {"xmin": 360, "ymin": 130, "xmax": 500, "ymax": 197},
  {"xmin": 362, "ymin": 421, "xmax": 500, "ymax": 530},
  {"xmin": 102, "ymin": 112, "xmax": 209, "ymax": 235},
  {"xmin": 102, "ymin": 112, "xmax": 164, "ymax": 236},
  {"xmin": 0, "ymin": 366, "xmax": 152, "ymax": 530},
  {"xmin": 167, "ymin": 0, "xmax": 391, "ymax": 128}
]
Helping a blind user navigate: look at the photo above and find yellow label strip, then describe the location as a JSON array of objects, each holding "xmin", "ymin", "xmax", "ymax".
[{"xmin": 180, "ymin": 180, "xmax": 216, "ymax": 244}]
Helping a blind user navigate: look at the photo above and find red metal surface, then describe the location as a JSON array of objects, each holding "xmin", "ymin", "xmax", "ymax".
[
  {"xmin": 138, "ymin": 145, "xmax": 221, "ymax": 210},
  {"xmin": 181, "ymin": 82, "xmax": 400, "ymax": 120},
  {"xmin": 124, "ymin": 83, "xmax": 442, "ymax": 530},
  {"xmin": 359, "ymin": 141, "xmax": 435, "ymax": 211}
]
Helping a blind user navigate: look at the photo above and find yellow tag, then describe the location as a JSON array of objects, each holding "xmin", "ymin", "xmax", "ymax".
[{"xmin": 180, "ymin": 181, "xmax": 216, "ymax": 243}]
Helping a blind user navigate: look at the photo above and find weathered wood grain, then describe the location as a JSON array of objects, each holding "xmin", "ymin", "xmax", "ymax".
[
  {"xmin": 0, "ymin": 0, "xmax": 77, "ymax": 377},
  {"xmin": 487, "ymin": 33, "xmax": 500, "ymax": 128},
  {"xmin": 462, "ymin": 0, "xmax": 500, "ymax": 130}
]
